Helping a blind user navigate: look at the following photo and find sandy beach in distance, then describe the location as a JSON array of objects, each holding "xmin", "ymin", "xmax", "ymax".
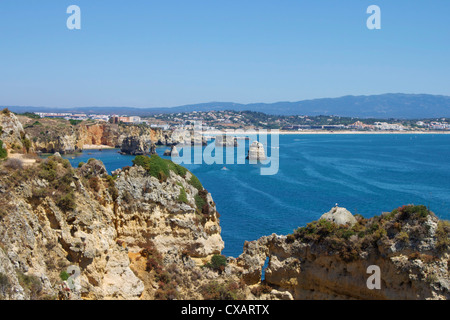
[
  {"xmin": 82, "ymin": 144, "xmax": 116, "ymax": 150},
  {"xmin": 201, "ymin": 130, "xmax": 450, "ymax": 135}
]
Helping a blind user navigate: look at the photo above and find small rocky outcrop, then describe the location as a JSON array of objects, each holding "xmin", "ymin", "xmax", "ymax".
[
  {"xmin": 246, "ymin": 141, "xmax": 267, "ymax": 161},
  {"xmin": 320, "ymin": 206, "xmax": 357, "ymax": 227},
  {"xmin": 120, "ymin": 136, "xmax": 151, "ymax": 155},
  {"xmin": 163, "ymin": 145, "xmax": 179, "ymax": 157}
]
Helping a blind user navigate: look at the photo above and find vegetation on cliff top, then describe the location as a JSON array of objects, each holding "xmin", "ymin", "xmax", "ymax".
[
  {"xmin": 132, "ymin": 154, "xmax": 188, "ymax": 181},
  {"xmin": 33, "ymin": 156, "xmax": 77, "ymax": 212},
  {"xmin": 289, "ymin": 205, "xmax": 449, "ymax": 262},
  {"xmin": 132, "ymin": 155, "xmax": 214, "ymax": 225},
  {"xmin": 0, "ymin": 154, "xmax": 112, "ymax": 215}
]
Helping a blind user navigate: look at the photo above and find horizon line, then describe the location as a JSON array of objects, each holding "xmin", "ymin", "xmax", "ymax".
[{"xmin": 2, "ymin": 92, "xmax": 450, "ymax": 110}]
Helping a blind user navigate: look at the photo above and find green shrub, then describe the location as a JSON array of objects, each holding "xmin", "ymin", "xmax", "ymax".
[
  {"xmin": 22, "ymin": 138, "xmax": 31, "ymax": 152},
  {"xmin": 17, "ymin": 272, "xmax": 42, "ymax": 299},
  {"xmin": 195, "ymin": 194, "xmax": 206, "ymax": 211},
  {"xmin": 88, "ymin": 176, "xmax": 101, "ymax": 192},
  {"xmin": 59, "ymin": 271, "xmax": 70, "ymax": 281},
  {"xmin": 396, "ymin": 231, "xmax": 410, "ymax": 243},
  {"xmin": 189, "ymin": 174, "xmax": 203, "ymax": 191},
  {"xmin": 69, "ymin": 119, "xmax": 82, "ymax": 126},
  {"xmin": 166, "ymin": 160, "xmax": 188, "ymax": 177},
  {"xmin": 56, "ymin": 191, "xmax": 76, "ymax": 212},
  {"xmin": 204, "ymin": 254, "xmax": 227, "ymax": 273},
  {"xmin": 133, "ymin": 155, "xmax": 169, "ymax": 179},
  {"xmin": 38, "ymin": 158, "xmax": 58, "ymax": 181},
  {"xmin": 158, "ymin": 170, "xmax": 168, "ymax": 182},
  {"xmin": 393, "ymin": 205, "xmax": 430, "ymax": 221},
  {"xmin": 178, "ymin": 186, "xmax": 188, "ymax": 204},
  {"xmin": 140, "ymin": 241, "xmax": 163, "ymax": 273},
  {"xmin": 21, "ymin": 112, "xmax": 40, "ymax": 119},
  {"xmin": 106, "ymin": 175, "xmax": 119, "ymax": 201},
  {"xmin": 339, "ymin": 229, "xmax": 356, "ymax": 240},
  {"xmin": 154, "ymin": 278, "xmax": 179, "ymax": 300},
  {"xmin": 286, "ymin": 234, "xmax": 295, "ymax": 244},
  {"xmin": 133, "ymin": 154, "xmax": 189, "ymax": 181},
  {"xmin": 0, "ymin": 140, "xmax": 7, "ymax": 159}
]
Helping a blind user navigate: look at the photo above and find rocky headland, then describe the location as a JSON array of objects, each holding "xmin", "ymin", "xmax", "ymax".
[{"xmin": 15, "ymin": 114, "xmax": 173, "ymax": 155}]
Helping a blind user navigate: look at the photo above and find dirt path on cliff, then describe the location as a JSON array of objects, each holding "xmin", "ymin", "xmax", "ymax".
[{"xmin": 7, "ymin": 152, "xmax": 37, "ymax": 166}]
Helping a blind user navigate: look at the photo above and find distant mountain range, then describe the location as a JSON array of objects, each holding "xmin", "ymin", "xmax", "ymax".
[{"xmin": 4, "ymin": 93, "xmax": 450, "ymax": 119}]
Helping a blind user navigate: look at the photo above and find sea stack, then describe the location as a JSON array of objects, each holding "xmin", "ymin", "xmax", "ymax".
[
  {"xmin": 120, "ymin": 136, "xmax": 150, "ymax": 155},
  {"xmin": 171, "ymin": 145, "xmax": 179, "ymax": 157},
  {"xmin": 246, "ymin": 141, "xmax": 267, "ymax": 161},
  {"xmin": 163, "ymin": 145, "xmax": 179, "ymax": 157}
]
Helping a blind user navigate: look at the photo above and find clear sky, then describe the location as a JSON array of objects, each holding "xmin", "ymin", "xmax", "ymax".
[{"xmin": 0, "ymin": 0, "xmax": 449, "ymax": 108}]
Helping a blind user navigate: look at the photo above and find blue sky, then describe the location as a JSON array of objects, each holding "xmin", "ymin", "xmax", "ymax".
[{"xmin": 0, "ymin": 0, "xmax": 449, "ymax": 108}]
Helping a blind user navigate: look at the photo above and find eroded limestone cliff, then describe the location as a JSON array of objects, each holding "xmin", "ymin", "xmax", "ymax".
[
  {"xmin": 0, "ymin": 155, "xmax": 225, "ymax": 300},
  {"xmin": 236, "ymin": 206, "xmax": 450, "ymax": 300},
  {"xmin": 0, "ymin": 110, "xmax": 30, "ymax": 154},
  {"xmin": 18, "ymin": 116, "xmax": 170, "ymax": 154}
]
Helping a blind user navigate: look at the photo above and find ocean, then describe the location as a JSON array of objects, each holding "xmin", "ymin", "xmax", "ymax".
[{"xmin": 60, "ymin": 134, "xmax": 450, "ymax": 257}]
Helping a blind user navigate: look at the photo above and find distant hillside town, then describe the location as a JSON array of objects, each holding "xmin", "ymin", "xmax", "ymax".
[{"xmin": 28, "ymin": 110, "xmax": 450, "ymax": 132}]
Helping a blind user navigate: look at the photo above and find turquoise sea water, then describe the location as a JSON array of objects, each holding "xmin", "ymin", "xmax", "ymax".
[{"xmin": 61, "ymin": 134, "xmax": 450, "ymax": 257}]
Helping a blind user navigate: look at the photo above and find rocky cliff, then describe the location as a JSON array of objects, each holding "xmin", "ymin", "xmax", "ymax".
[
  {"xmin": 18, "ymin": 116, "xmax": 171, "ymax": 154},
  {"xmin": 0, "ymin": 155, "xmax": 225, "ymax": 300},
  {"xmin": 0, "ymin": 109, "xmax": 30, "ymax": 154},
  {"xmin": 236, "ymin": 205, "xmax": 450, "ymax": 300}
]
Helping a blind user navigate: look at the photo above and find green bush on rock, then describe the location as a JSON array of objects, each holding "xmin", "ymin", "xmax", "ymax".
[
  {"xmin": 0, "ymin": 140, "xmax": 7, "ymax": 159},
  {"xmin": 133, "ymin": 154, "xmax": 187, "ymax": 180}
]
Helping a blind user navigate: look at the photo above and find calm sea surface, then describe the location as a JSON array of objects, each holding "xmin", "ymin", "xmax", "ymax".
[{"xmin": 60, "ymin": 134, "xmax": 450, "ymax": 257}]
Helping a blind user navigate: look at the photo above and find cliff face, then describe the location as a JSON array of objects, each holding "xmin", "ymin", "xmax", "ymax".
[
  {"xmin": 19, "ymin": 117, "xmax": 170, "ymax": 154},
  {"xmin": 0, "ymin": 156, "xmax": 223, "ymax": 300},
  {"xmin": 236, "ymin": 206, "xmax": 450, "ymax": 300},
  {"xmin": 0, "ymin": 110, "xmax": 28, "ymax": 153},
  {"xmin": 77, "ymin": 123, "xmax": 120, "ymax": 148}
]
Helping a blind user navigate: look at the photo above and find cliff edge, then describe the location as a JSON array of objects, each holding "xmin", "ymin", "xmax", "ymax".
[{"xmin": 237, "ymin": 205, "xmax": 449, "ymax": 300}]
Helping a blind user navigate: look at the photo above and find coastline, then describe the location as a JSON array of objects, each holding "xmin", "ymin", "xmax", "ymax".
[{"xmin": 201, "ymin": 130, "xmax": 450, "ymax": 135}]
